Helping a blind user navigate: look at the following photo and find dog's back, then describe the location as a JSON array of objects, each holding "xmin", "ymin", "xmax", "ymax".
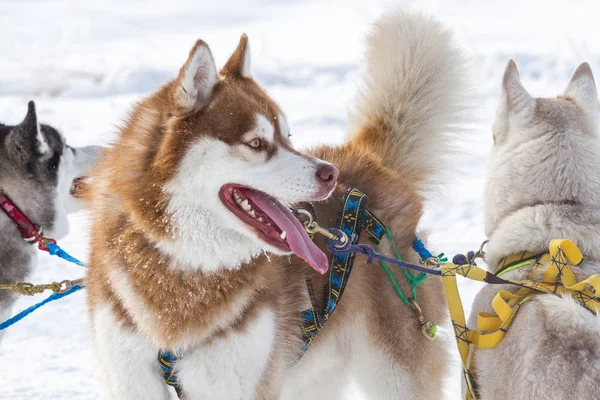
[{"xmin": 471, "ymin": 61, "xmax": 600, "ymax": 399}]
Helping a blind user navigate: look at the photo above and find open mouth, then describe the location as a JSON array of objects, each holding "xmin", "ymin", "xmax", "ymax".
[{"xmin": 219, "ymin": 184, "xmax": 328, "ymax": 274}]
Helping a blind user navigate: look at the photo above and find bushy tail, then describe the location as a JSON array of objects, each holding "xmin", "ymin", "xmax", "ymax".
[{"xmin": 348, "ymin": 11, "xmax": 471, "ymax": 189}]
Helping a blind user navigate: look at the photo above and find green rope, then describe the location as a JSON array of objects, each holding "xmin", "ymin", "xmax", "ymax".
[
  {"xmin": 380, "ymin": 258, "xmax": 412, "ymax": 305},
  {"xmin": 380, "ymin": 228, "xmax": 428, "ymax": 305},
  {"xmin": 380, "ymin": 228, "xmax": 438, "ymax": 338}
]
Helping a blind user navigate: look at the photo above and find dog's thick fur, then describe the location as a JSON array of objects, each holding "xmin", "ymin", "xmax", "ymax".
[
  {"xmin": 87, "ymin": 12, "xmax": 470, "ymax": 399},
  {"xmin": 468, "ymin": 61, "xmax": 600, "ymax": 399},
  {"xmin": 0, "ymin": 101, "xmax": 99, "ymax": 342}
]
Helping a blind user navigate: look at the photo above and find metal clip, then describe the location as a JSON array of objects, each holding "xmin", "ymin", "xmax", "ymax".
[
  {"xmin": 57, "ymin": 280, "xmax": 73, "ymax": 294},
  {"xmin": 295, "ymin": 209, "xmax": 314, "ymax": 226},
  {"xmin": 303, "ymin": 220, "xmax": 337, "ymax": 241},
  {"xmin": 411, "ymin": 300, "xmax": 437, "ymax": 341},
  {"xmin": 422, "ymin": 256, "xmax": 442, "ymax": 268},
  {"xmin": 296, "ymin": 208, "xmax": 349, "ymax": 248},
  {"xmin": 475, "ymin": 240, "xmax": 489, "ymax": 260},
  {"xmin": 303, "ymin": 221, "xmax": 348, "ymax": 248}
]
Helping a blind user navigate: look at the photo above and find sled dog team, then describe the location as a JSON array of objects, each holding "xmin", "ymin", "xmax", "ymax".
[{"xmin": 1, "ymin": 9, "xmax": 599, "ymax": 400}]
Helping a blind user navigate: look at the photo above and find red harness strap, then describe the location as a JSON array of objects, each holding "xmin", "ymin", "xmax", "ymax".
[{"xmin": 0, "ymin": 192, "xmax": 56, "ymax": 251}]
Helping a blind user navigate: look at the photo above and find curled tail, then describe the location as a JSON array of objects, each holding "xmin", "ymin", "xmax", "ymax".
[{"xmin": 348, "ymin": 11, "xmax": 471, "ymax": 190}]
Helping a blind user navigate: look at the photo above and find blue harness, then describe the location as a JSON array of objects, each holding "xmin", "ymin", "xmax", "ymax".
[
  {"xmin": 158, "ymin": 188, "xmax": 388, "ymax": 396},
  {"xmin": 300, "ymin": 187, "xmax": 386, "ymax": 353}
]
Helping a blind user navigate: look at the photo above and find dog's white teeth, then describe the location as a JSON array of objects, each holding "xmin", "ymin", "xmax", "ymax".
[
  {"xmin": 248, "ymin": 210, "xmax": 256, "ymax": 218},
  {"xmin": 234, "ymin": 192, "xmax": 243, "ymax": 206},
  {"xmin": 257, "ymin": 217, "xmax": 264, "ymax": 222},
  {"xmin": 280, "ymin": 231, "xmax": 287, "ymax": 240},
  {"xmin": 241, "ymin": 199, "xmax": 251, "ymax": 211}
]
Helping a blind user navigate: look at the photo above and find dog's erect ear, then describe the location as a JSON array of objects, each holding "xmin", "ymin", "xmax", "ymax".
[
  {"xmin": 221, "ymin": 34, "xmax": 252, "ymax": 79},
  {"xmin": 5, "ymin": 101, "xmax": 50, "ymax": 163},
  {"xmin": 564, "ymin": 63, "xmax": 600, "ymax": 117},
  {"xmin": 493, "ymin": 60, "xmax": 534, "ymax": 145},
  {"xmin": 174, "ymin": 40, "xmax": 218, "ymax": 115},
  {"xmin": 502, "ymin": 60, "xmax": 534, "ymax": 113}
]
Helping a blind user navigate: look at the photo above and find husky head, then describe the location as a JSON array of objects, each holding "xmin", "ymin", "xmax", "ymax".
[
  {"xmin": 133, "ymin": 36, "xmax": 338, "ymax": 273},
  {"xmin": 485, "ymin": 60, "xmax": 600, "ymax": 236},
  {"xmin": 0, "ymin": 101, "xmax": 101, "ymax": 239}
]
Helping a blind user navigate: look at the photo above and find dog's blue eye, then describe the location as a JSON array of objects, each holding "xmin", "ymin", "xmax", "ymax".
[{"xmin": 247, "ymin": 138, "xmax": 261, "ymax": 150}]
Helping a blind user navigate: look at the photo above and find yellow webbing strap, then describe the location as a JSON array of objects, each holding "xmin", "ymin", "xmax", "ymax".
[
  {"xmin": 441, "ymin": 263, "xmax": 487, "ymax": 400},
  {"xmin": 474, "ymin": 288, "xmax": 536, "ymax": 348},
  {"xmin": 441, "ymin": 239, "xmax": 600, "ymax": 400}
]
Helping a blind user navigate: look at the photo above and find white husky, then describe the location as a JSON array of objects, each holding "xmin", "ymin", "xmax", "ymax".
[{"xmin": 469, "ymin": 60, "xmax": 600, "ymax": 399}]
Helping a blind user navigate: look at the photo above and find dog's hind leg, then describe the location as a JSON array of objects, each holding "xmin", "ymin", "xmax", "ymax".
[{"xmin": 92, "ymin": 306, "xmax": 171, "ymax": 400}]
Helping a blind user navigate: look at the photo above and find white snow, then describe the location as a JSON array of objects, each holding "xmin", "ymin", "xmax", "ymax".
[{"xmin": 0, "ymin": 0, "xmax": 598, "ymax": 398}]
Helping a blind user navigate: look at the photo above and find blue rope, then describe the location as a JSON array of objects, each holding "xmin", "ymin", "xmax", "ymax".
[
  {"xmin": 326, "ymin": 229, "xmax": 442, "ymax": 276},
  {"xmin": 412, "ymin": 235, "xmax": 434, "ymax": 261},
  {"xmin": 45, "ymin": 242, "xmax": 85, "ymax": 266},
  {"xmin": 0, "ymin": 241, "xmax": 85, "ymax": 331},
  {"xmin": 0, "ymin": 285, "xmax": 85, "ymax": 331}
]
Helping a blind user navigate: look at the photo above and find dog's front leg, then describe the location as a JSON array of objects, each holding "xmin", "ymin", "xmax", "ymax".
[
  {"xmin": 92, "ymin": 306, "xmax": 171, "ymax": 400},
  {"xmin": 176, "ymin": 309, "xmax": 278, "ymax": 400}
]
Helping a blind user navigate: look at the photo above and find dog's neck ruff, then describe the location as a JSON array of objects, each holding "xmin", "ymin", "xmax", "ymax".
[
  {"xmin": 156, "ymin": 219, "xmax": 263, "ymax": 273},
  {"xmin": 485, "ymin": 201, "xmax": 600, "ymax": 272}
]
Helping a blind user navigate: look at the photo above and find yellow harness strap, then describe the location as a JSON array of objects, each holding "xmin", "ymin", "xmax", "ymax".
[
  {"xmin": 440, "ymin": 262, "xmax": 488, "ymax": 399},
  {"xmin": 495, "ymin": 250, "xmax": 544, "ymax": 276},
  {"xmin": 441, "ymin": 239, "xmax": 600, "ymax": 400}
]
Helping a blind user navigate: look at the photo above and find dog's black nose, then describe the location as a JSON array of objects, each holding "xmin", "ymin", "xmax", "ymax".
[{"xmin": 316, "ymin": 163, "xmax": 339, "ymax": 184}]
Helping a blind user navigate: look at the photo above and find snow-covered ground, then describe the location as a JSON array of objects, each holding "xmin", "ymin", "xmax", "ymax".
[{"xmin": 1, "ymin": 0, "xmax": 599, "ymax": 398}]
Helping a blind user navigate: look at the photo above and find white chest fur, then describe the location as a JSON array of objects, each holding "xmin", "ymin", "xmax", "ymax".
[{"xmin": 176, "ymin": 309, "xmax": 276, "ymax": 399}]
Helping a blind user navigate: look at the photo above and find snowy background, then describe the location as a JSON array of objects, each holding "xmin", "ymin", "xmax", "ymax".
[{"xmin": 1, "ymin": 0, "xmax": 599, "ymax": 398}]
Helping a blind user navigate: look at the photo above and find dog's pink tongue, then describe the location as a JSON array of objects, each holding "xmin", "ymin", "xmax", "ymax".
[{"xmin": 246, "ymin": 192, "xmax": 329, "ymax": 274}]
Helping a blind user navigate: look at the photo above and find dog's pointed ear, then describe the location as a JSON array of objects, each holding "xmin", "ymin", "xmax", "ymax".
[
  {"xmin": 221, "ymin": 34, "xmax": 251, "ymax": 79},
  {"xmin": 564, "ymin": 63, "xmax": 600, "ymax": 116},
  {"xmin": 6, "ymin": 101, "xmax": 49, "ymax": 162},
  {"xmin": 173, "ymin": 40, "xmax": 218, "ymax": 115},
  {"xmin": 502, "ymin": 60, "xmax": 534, "ymax": 113},
  {"xmin": 493, "ymin": 60, "xmax": 534, "ymax": 145}
]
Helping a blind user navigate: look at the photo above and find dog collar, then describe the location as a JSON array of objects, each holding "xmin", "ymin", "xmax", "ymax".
[{"xmin": 0, "ymin": 191, "xmax": 56, "ymax": 250}]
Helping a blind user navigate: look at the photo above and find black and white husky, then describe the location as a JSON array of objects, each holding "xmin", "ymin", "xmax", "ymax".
[{"xmin": 0, "ymin": 101, "xmax": 100, "ymax": 338}]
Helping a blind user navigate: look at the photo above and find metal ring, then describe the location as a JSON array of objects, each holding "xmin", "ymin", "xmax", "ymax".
[
  {"xmin": 332, "ymin": 231, "xmax": 349, "ymax": 248},
  {"xmin": 23, "ymin": 226, "xmax": 43, "ymax": 243},
  {"xmin": 476, "ymin": 240, "xmax": 489, "ymax": 259},
  {"xmin": 295, "ymin": 209, "xmax": 314, "ymax": 227},
  {"xmin": 58, "ymin": 280, "xmax": 73, "ymax": 293}
]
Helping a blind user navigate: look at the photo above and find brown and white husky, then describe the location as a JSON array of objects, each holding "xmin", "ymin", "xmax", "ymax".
[{"xmin": 87, "ymin": 11, "xmax": 471, "ymax": 399}]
